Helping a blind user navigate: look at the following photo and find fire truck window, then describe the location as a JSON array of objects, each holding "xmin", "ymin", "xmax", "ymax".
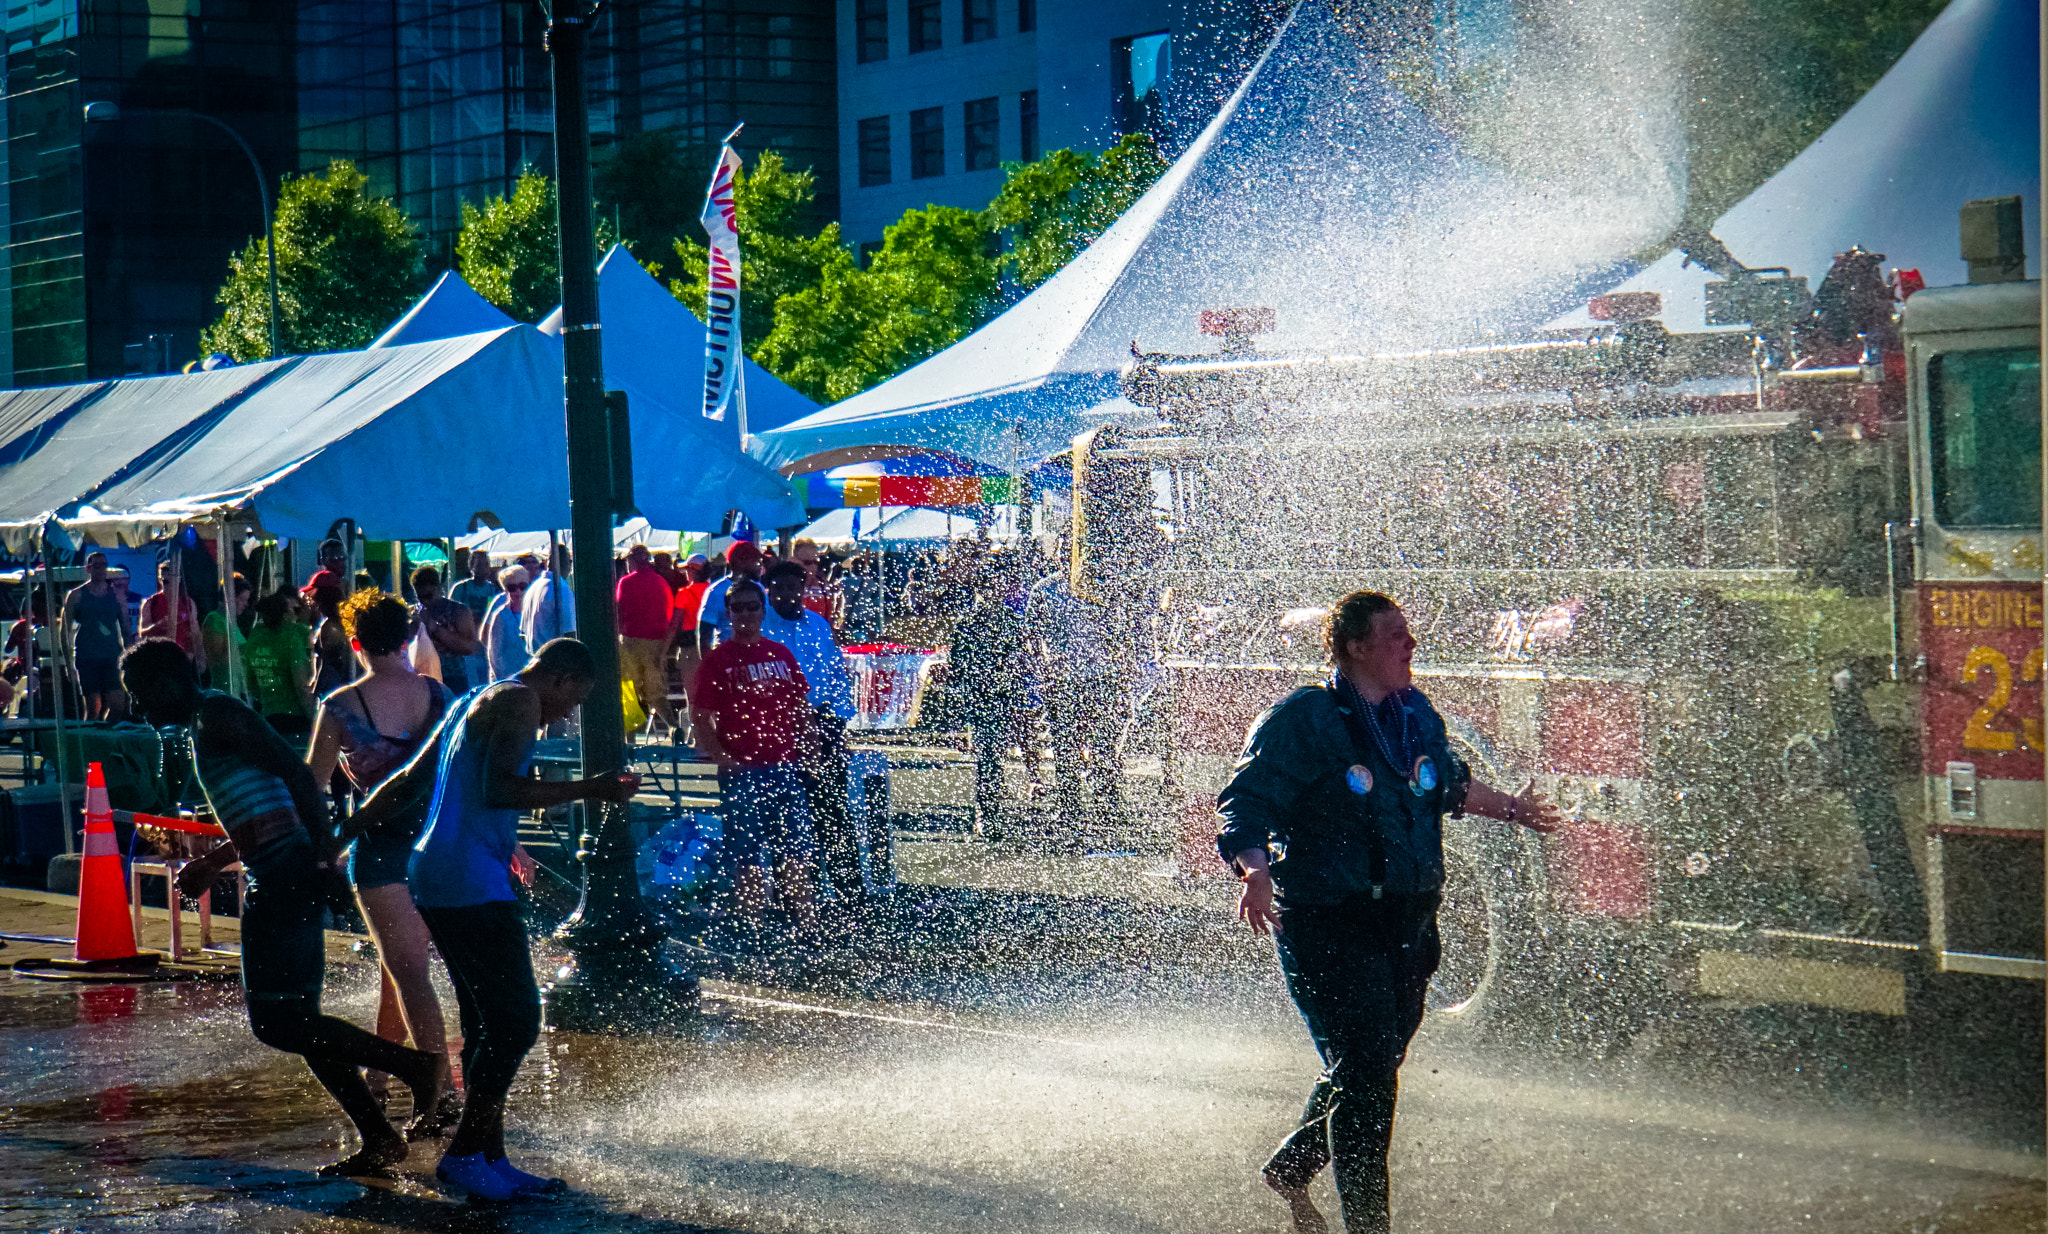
[{"xmin": 1929, "ymin": 346, "xmax": 2042, "ymax": 529}]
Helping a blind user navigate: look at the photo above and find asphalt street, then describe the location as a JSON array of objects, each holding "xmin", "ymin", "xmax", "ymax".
[{"xmin": 0, "ymin": 915, "xmax": 2040, "ymax": 1234}]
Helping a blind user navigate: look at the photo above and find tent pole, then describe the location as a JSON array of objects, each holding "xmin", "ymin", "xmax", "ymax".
[
  {"xmin": 221, "ymin": 515, "xmax": 243, "ymax": 702},
  {"xmin": 39, "ymin": 529, "xmax": 74, "ymax": 855}
]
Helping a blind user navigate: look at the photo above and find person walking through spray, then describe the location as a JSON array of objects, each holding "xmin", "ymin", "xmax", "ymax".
[
  {"xmin": 349, "ymin": 637, "xmax": 639, "ymax": 1201},
  {"xmin": 120, "ymin": 639, "xmax": 451, "ymax": 1177},
  {"xmin": 305, "ymin": 592, "xmax": 460, "ymax": 1132},
  {"xmin": 689, "ymin": 578, "xmax": 822, "ymax": 937},
  {"xmin": 1219, "ymin": 592, "xmax": 1560, "ymax": 1234}
]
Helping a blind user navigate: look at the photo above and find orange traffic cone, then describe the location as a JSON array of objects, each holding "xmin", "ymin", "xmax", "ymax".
[{"xmin": 69, "ymin": 763, "xmax": 153, "ymax": 972}]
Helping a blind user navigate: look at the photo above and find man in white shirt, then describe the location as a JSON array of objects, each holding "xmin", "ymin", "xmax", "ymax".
[
  {"xmin": 520, "ymin": 544, "xmax": 576, "ymax": 655},
  {"xmin": 763, "ymin": 560, "xmax": 863, "ymax": 899},
  {"xmin": 1027, "ymin": 570, "xmax": 1127, "ymax": 828}
]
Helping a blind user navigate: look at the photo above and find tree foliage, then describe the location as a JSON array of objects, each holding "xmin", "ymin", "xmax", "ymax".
[
  {"xmin": 668, "ymin": 151, "xmax": 849, "ymax": 344},
  {"xmin": 200, "ymin": 160, "xmax": 422, "ymax": 362},
  {"xmin": 756, "ymin": 206, "xmax": 1002, "ymax": 404},
  {"xmin": 1681, "ymin": 0, "xmax": 1947, "ymax": 226},
  {"xmin": 593, "ymin": 129, "xmax": 701, "ymax": 278},
  {"xmin": 984, "ymin": 134, "xmax": 1171, "ymax": 293},
  {"xmin": 455, "ymin": 171, "xmax": 562, "ymax": 323},
  {"xmin": 455, "ymin": 169, "xmax": 626, "ymax": 322}
]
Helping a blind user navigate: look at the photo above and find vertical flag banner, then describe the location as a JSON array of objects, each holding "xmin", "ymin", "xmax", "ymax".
[{"xmin": 699, "ymin": 133, "xmax": 746, "ymax": 429}]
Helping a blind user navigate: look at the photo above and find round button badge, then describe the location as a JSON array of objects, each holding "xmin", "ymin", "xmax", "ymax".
[
  {"xmin": 1410, "ymin": 755, "xmax": 1437, "ymax": 797},
  {"xmin": 1345, "ymin": 764, "xmax": 1374, "ymax": 795}
]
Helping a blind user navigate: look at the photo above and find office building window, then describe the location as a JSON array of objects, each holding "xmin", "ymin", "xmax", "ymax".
[
  {"xmin": 1019, "ymin": 0, "xmax": 1036, "ymax": 33},
  {"xmin": 963, "ymin": 0, "xmax": 994, "ymax": 43},
  {"xmin": 1113, "ymin": 31, "xmax": 1172, "ymax": 136},
  {"xmin": 909, "ymin": 0, "xmax": 941, "ymax": 52},
  {"xmin": 1019, "ymin": 89, "xmax": 1040, "ymax": 161},
  {"xmin": 910, "ymin": 106, "xmax": 945, "ymax": 178},
  {"xmin": 964, "ymin": 96, "xmax": 999, "ymax": 171},
  {"xmin": 856, "ymin": 0, "xmax": 887, "ymax": 63},
  {"xmin": 859, "ymin": 115, "xmax": 892, "ymax": 186}
]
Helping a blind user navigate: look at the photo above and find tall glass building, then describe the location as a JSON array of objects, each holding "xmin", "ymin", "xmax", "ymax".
[{"xmin": 4, "ymin": 0, "xmax": 295, "ymax": 386}]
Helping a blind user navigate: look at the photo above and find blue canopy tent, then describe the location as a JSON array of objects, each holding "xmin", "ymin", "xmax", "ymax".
[
  {"xmin": 539, "ymin": 246, "xmax": 822, "ymax": 436},
  {"xmin": 0, "ymin": 359, "xmax": 295, "ymax": 551},
  {"xmin": 370, "ymin": 270, "xmax": 516, "ymax": 347},
  {"xmin": 1552, "ymin": 0, "xmax": 2038, "ymax": 332},
  {"xmin": 537, "ymin": 247, "xmax": 810, "ymax": 528},
  {"xmin": 62, "ymin": 328, "xmax": 572, "ymax": 544},
  {"xmin": 752, "ymin": 0, "xmax": 1671, "ymax": 476}
]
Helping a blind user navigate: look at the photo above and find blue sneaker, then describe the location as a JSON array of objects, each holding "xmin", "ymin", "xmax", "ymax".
[
  {"xmin": 436, "ymin": 1151, "xmax": 518, "ymax": 1202},
  {"xmin": 491, "ymin": 1155, "xmax": 569, "ymax": 1196}
]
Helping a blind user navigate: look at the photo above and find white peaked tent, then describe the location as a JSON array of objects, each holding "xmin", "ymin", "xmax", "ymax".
[
  {"xmin": 1553, "ymin": 0, "xmax": 2039, "ymax": 332},
  {"xmin": 371, "ymin": 270, "xmax": 516, "ymax": 347},
  {"xmin": 753, "ymin": 0, "xmax": 1677, "ymax": 476}
]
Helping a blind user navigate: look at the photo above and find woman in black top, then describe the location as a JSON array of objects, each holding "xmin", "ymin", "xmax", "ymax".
[{"xmin": 1217, "ymin": 591, "xmax": 1561, "ymax": 1234}]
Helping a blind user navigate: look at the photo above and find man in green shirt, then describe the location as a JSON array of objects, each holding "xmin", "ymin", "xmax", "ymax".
[{"xmin": 243, "ymin": 590, "xmax": 316, "ymax": 738}]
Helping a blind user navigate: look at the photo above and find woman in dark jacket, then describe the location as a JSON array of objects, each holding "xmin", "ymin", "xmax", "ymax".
[{"xmin": 1218, "ymin": 591, "xmax": 1561, "ymax": 1234}]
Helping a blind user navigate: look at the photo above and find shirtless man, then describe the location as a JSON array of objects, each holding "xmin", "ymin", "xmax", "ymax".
[{"xmin": 351, "ymin": 637, "xmax": 638, "ymax": 1200}]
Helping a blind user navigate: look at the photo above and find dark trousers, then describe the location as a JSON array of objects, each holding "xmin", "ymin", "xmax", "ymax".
[
  {"xmin": 417, "ymin": 900, "xmax": 540, "ymax": 1107},
  {"xmin": 801, "ymin": 710, "xmax": 863, "ymax": 897},
  {"xmin": 1265, "ymin": 891, "xmax": 1441, "ymax": 1234}
]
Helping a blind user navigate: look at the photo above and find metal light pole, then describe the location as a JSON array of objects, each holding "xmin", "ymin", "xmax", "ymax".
[
  {"xmin": 83, "ymin": 102, "xmax": 281, "ymax": 361},
  {"xmin": 540, "ymin": 0, "xmax": 698, "ymax": 1031}
]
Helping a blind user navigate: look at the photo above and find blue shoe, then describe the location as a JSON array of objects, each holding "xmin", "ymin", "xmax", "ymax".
[
  {"xmin": 436, "ymin": 1151, "xmax": 518, "ymax": 1202},
  {"xmin": 491, "ymin": 1155, "xmax": 569, "ymax": 1196}
]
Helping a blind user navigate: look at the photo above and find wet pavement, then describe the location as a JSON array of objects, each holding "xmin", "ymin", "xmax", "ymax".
[{"xmin": 0, "ymin": 897, "xmax": 2041, "ymax": 1234}]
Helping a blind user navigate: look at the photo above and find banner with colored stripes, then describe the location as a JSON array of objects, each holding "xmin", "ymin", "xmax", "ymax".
[{"xmin": 842, "ymin": 475, "xmax": 1019, "ymax": 507}]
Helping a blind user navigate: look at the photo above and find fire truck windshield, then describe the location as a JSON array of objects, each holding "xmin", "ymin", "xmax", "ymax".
[{"xmin": 1928, "ymin": 346, "xmax": 2043, "ymax": 528}]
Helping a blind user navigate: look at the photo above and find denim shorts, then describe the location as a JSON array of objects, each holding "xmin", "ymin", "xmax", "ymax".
[
  {"xmin": 348, "ymin": 826, "xmax": 417, "ymax": 889},
  {"xmin": 76, "ymin": 657, "xmax": 121, "ymax": 696},
  {"xmin": 717, "ymin": 764, "xmax": 817, "ymax": 869}
]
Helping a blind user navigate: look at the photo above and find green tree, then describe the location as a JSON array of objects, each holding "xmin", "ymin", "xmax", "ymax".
[
  {"xmin": 200, "ymin": 160, "xmax": 422, "ymax": 361},
  {"xmin": 455, "ymin": 170, "xmax": 562, "ymax": 323},
  {"xmin": 984, "ymin": 133, "xmax": 1170, "ymax": 293},
  {"xmin": 1680, "ymin": 0, "xmax": 1947, "ymax": 225},
  {"xmin": 669, "ymin": 151, "xmax": 849, "ymax": 344},
  {"xmin": 755, "ymin": 205, "xmax": 1000, "ymax": 403}
]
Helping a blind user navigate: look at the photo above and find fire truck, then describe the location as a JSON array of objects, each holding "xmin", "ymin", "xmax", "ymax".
[{"xmin": 1082, "ymin": 198, "xmax": 2041, "ymax": 1028}]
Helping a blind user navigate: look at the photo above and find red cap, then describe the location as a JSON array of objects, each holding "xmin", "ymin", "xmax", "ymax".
[{"xmin": 728, "ymin": 541, "xmax": 762, "ymax": 567}]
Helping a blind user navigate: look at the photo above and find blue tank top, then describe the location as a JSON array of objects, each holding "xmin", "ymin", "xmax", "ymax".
[{"xmin": 409, "ymin": 682, "xmax": 530, "ymax": 908}]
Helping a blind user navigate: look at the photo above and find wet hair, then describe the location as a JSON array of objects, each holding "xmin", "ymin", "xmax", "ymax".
[
  {"xmin": 254, "ymin": 589, "xmax": 293, "ymax": 629},
  {"xmin": 530, "ymin": 636, "xmax": 596, "ymax": 681},
  {"xmin": 1324, "ymin": 591, "xmax": 1402, "ymax": 663},
  {"xmin": 411, "ymin": 565, "xmax": 440, "ymax": 590},
  {"xmin": 763, "ymin": 560, "xmax": 807, "ymax": 587},
  {"xmin": 120, "ymin": 637, "xmax": 197, "ymax": 695},
  {"xmin": 726, "ymin": 577, "xmax": 766, "ymax": 608},
  {"xmin": 85, "ymin": 551, "xmax": 107, "ymax": 565},
  {"xmin": 341, "ymin": 591, "xmax": 411, "ymax": 656}
]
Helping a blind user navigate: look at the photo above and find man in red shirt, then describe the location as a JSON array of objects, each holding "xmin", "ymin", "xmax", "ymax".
[
  {"xmin": 689, "ymin": 578, "xmax": 819, "ymax": 933},
  {"xmin": 615, "ymin": 544, "xmax": 675, "ymax": 728}
]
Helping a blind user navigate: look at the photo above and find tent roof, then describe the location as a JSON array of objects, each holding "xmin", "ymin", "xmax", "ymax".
[
  {"xmin": 457, "ymin": 517, "xmax": 689, "ymax": 560},
  {"xmin": 1552, "ymin": 0, "xmax": 2039, "ymax": 333},
  {"xmin": 538, "ymin": 246, "xmax": 821, "ymax": 437},
  {"xmin": 0, "ymin": 360, "xmax": 293, "ymax": 549},
  {"xmin": 867, "ymin": 504, "xmax": 1022, "ymax": 547},
  {"xmin": 73, "ymin": 329, "xmax": 568, "ymax": 544},
  {"xmin": 371, "ymin": 271, "xmax": 517, "ymax": 347},
  {"xmin": 753, "ymin": 0, "xmax": 1669, "ymax": 475}
]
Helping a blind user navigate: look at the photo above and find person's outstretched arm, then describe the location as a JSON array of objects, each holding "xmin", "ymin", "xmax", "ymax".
[{"xmin": 477, "ymin": 687, "xmax": 637, "ymax": 810}]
